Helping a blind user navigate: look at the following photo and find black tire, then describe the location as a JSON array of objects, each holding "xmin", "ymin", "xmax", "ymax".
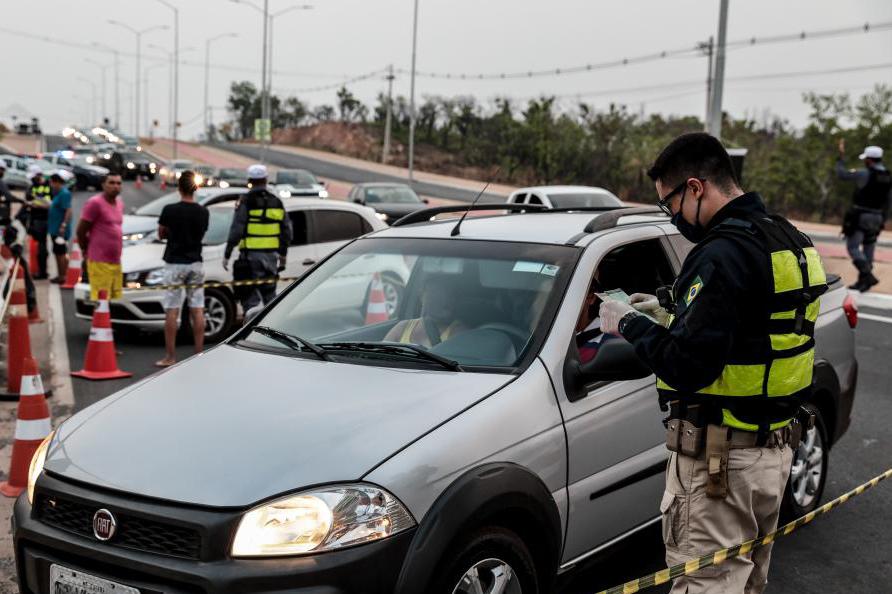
[
  {"xmin": 781, "ymin": 407, "xmax": 829, "ymax": 521},
  {"xmin": 430, "ymin": 527, "xmax": 539, "ymax": 594},
  {"xmin": 75, "ymin": 175, "xmax": 88, "ymax": 191},
  {"xmin": 181, "ymin": 288, "xmax": 236, "ymax": 343}
]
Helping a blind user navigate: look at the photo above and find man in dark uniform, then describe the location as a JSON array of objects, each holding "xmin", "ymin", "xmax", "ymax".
[
  {"xmin": 0, "ymin": 162, "xmax": 36, "ymax": 313},
  {"xmin": 600, "ymin": 133, "xmax": 826, "ymax": 593},
  {"xmin": 23, "ymin": 165, "xmax": 52, "ymax": 279},
  {"xmin": 223, "ymin": 164, "xmax": 292, "ymax": 318},
  {"xmin": 836, "ymin": 141, "xmax": 890, "ymax": 292}
]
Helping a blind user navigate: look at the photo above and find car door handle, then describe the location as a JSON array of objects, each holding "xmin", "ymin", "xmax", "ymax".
[{"xmin": 302, "ymin": 258, "xmax": 316, "ymax": 266}]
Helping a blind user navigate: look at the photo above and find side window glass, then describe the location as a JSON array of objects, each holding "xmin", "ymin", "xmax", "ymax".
[
  {"xmin": 312, "ymin": 210, "xmax": 365, "ymax": 243},
  {"xmin": 511, "ymin": 193, "xmax": 527, "ymax": 204},
  {"xmin": 289, "ymin": 211, "xmax": 309, "ymax": 245},
  {"xmin": 528, "ymin": 194, "xmax": 543, "ymax": 205},
  {"xmin": 668, "ymin": 234, "xmax": 695, "ymax": 266}
]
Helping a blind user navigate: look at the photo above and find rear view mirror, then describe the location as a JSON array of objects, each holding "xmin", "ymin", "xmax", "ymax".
[{"xmin": 564, "ymin": 339, "xmax": 652, "ymax": 401}]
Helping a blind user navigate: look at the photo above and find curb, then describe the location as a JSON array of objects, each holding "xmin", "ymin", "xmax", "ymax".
[{"xmin": 47, "ymin": 283, "xmax": 74, "ymax": 412}]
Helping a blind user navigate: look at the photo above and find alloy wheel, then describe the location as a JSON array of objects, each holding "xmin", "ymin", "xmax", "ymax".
[
  {"xmin": 452, "ymin": 558, "xmax": 522, "ymax": 594},
  {"xmin": 790, "ymin": 425, "xmax": 824, "ymax": 509},
  {"xmin": 204, "ymin": 294, "xmax": 227, "ymax": 337}
]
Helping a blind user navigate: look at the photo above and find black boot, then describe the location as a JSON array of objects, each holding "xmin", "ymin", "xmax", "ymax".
[
  {"xmin": 848, "ymin": 274, "xmax": 867, "ymax": 291},
  {"xmin": 849, "ymin": 260, "xmax": 870, "ymax": 291},
  {"xmin": 862, "ymin": 271, "xmax": 880, "ymax": 292}
]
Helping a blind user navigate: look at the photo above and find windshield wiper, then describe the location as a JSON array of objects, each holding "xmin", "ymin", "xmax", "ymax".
[
  {"xmin": 319, "ymin": 341, "xmax": 463, "ymax": 372},
  {"xmin": 251, "ymin": 326, "xmax": 329, "ymax": 361}
]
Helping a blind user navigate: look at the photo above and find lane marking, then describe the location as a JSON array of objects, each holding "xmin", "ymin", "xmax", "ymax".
[
  {"xmin": 859, "ymin": 312, "xmax": 892, "ymax": 325},
  {"xmin": 855, "ymin": 292, "xmax": 892, "ymax": 310}
]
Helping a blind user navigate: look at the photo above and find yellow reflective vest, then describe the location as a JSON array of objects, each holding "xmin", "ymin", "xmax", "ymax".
[
  {"xmin": 657, "ymin": 215, "xmax": 828, "ymax": 433},
  {"xmin": 238, "ymin": 192, "xmax": 286, "ymax": 252}
]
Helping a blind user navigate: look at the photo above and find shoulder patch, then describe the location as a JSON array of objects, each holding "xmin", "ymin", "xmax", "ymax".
[{"xmin": 684, "ymin": 276, "xmax": 704, "ymax": 306}]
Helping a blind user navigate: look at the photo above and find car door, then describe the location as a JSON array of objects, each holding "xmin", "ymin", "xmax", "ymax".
[
  {"xmin": 283, "ymin": 208, "xmax": 316, "ymax": 279},
  {"xmin": 549, "ymin": 226, "xmax": 679, "ymax": 564}
]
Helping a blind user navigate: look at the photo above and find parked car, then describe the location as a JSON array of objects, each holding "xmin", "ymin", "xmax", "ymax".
[
  {"xmin": 74, "ymin": 198, "xmax": 389, "ymax": 341},
  {"xmin": 158, "ymin": 159, "xmax": 193, "ymax": 184},
  {"xmin": 272, "ymin": 168, "xmax": 328, "ymax": 198},
  {"xmin": 348, "ymin": 182, "xmax": 429, "ymax": 224},
  {"xmin": 507, "ymin": 185, "xmax": 623, "ymax": 209},
  {"xmin": 194, "ymin": 165, "xmax": 217, "ymax": 187},
  {"xmin": 17, "ymin": 204, "xmax": 857, "ymax": 593},
  {"xmin": 121, "ymin": 188, "xmax": 244, "ymax": 245},
  {"xmin": 216, "ymin": 167, "xmax": 250, "ymax": 189},
  {"xmin": 42, "ymin": 154, "xmax": 108, "ymax": 191},
  {"xmin": 98, "ymin": 150, "xmax": 157, "ymax": 180},
  {"xmin": 0, "ymin": 154, "xmax": 31, "ymax": 189}
]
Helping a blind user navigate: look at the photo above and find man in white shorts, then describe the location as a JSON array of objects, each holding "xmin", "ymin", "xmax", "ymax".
[{"xmin": 155, "ymin": 171, "xmax": 210, "ymax": 367}]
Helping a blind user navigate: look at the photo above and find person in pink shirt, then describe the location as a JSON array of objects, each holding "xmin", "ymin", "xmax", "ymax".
[{"xmin": 76, "ymin": 174, "xmax": 125, "ymax": 300}]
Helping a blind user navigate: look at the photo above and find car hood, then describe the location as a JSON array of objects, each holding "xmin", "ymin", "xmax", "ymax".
[
  {"xmin": 121, "ymin": 214, "xmax": 158, "ymax": 236},
  {"xmin": 45, "ymin": 345, "xmax": 511, "ymax": 507},
  {"xmin": 120, "ymin": 241, "xmax": 165, "ymax": 272}
]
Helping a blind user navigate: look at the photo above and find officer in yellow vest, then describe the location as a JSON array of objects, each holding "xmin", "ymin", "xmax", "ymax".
[
  {"xmin": 24, "ymin": 165, "xmax": 53, "ymax": 279},
  {"xmin": 600, "ymin": 133, "xmax": 826, "ymax": 594},
  {"xmin": 224, "ymin": 164, "xmax": 291, "ymax": 317}
]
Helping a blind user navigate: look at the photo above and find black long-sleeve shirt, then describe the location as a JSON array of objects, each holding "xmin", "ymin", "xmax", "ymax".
[{"xmin": 620, "ymin": 193, "xmax": 774, "ymax": 393}]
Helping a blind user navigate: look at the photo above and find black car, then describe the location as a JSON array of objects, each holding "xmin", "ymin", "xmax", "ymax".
[
  {"xmin": 99, "ymin": 150, "xmax": 157, "ymax": 180},
  {"xmin": 69, "ymin": 157, "xmax": 110, "ymax": 191},
  {"xmin": 348, "ymin": 182, "xmax": 428, "ymax": 224},
  {"xmin": 217, "ymin": 167, "xmax": 250, "ymax": 189}
]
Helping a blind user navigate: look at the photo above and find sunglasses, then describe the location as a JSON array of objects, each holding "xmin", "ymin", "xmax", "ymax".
[{"xmin": 657, "ymin": 178, "xmax": 705, "ymax": 215}]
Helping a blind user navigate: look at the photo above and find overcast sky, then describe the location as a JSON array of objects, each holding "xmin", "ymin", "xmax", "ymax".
[{"xmin": 1, "ymin": 0, "xmax": 890, "ymax": 140}]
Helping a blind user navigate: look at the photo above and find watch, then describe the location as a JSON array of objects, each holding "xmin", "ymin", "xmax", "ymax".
[{"xmin": 617, "ymin": 310, "xmax": 642, "ymax": 336}]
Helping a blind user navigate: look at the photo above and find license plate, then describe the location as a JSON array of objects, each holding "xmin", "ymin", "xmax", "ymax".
[{"xmin": 50, "ymin": 564, "xmax": 140, "ymax": 594}]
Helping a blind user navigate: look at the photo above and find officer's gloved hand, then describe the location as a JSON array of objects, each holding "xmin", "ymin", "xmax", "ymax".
[
  {"xmin": 599, "ymin": 300, "xmax": 635, "ymax": 336},
  {"xmin": 222, "ymin": 257, "xmax": 230, "ymax": 272},
  {"xmin": 629, "ymin": 293, "xmax": 670, "ymax": 327},
  {"xmin": 277, "ymin": 255, "xmax": 287, "ymax": 273}
]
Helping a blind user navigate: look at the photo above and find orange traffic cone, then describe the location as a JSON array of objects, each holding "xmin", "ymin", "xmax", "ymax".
[
  {"xmin": 364, "ymin": 273, "xmax": 390, "ymax": 325},
  {"xmin": 160, "ymin": 177, "xmax": 167, "ymax": 190},
  {"xmin": 61, "ymin": 243, "xmax": 82, "ymax": 289},
  {"xmin": 135, "ymin": 175, "xmax": 143, "ymax": 189},
  {"xmin": 6, "ymin": 264, "xmax": 33, "ymax": 396},
  {"xmin": 71, "ymin": 290, "xmax": 132, "ymax": 380},
  {"xmin": 28, "ymin": 237, "xmax": 39, "ymax": 276},
  {"xmin": 0, "ymin": 357, "xmax": 52, "ymax": 497}
]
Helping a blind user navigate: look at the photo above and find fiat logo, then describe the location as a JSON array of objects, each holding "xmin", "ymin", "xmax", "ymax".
[{"xmin": 92, "ymin": 509, "xmax": 117, "ymax": 541}]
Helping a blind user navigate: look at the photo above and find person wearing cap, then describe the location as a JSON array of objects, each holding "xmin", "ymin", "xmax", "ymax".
[
  {"xmin": 837, "ymin": 140, "xmax": 891, "ymax": 292},
  {"xmin": 23, "ymin": 165, "xmax": 52, "ymax": 279},
  {"xmin": 223, "ymin": 164, "xmax": 291, "ymax": 318},
  {"xmin": 47, "ymin": 171, "xmax": 73, "ymax": 283}
]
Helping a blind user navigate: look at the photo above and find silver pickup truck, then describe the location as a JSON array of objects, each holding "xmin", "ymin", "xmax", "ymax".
[{"xmin": 15, "ymin": 205, "xmax": 857, "ymax": 594}]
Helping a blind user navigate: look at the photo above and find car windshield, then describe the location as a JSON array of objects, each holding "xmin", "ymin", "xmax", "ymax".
[
  {"xmin": 546, "ymin": 192, "xmax": 621, "ymax": 209},
  {"xmin": 172, "ymin": 160, "xmax": 192, "ymax": 169},
  {"xmin": 276, "ymin": 170, "xmax": 317, "ymax": 185},
  {"xmin": 364, "ymin": 186, "xmax": 421, "ymax": 204},
  {"xmin": 135, "ymin": 192, "xmax": 180, "ymax": 217},
  {"xmin": 203, "ymin": 209, "xmax": 235, "ymax": 245},
  {"xmin": 245, "ymin": 237, "xmax": 578, "ymax": 371},
  {"xmin": 121, "ymin": 152, "xmax": 142, "ymax": 161},
  {"xmin": 220, "ymin": 168, "xmax": 248, "ymax": 180},
  {"xmin": 70, "ymin": 157, "xmax": 92, "ymax": 166},
  {"xmin": 195, "ymin": 166, "xmax": 215, "ymax": 175}
]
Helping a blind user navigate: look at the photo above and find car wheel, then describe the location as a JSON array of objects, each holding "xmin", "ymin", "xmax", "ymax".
[
  {"xmin": 782, "ymin": 407, "xmax": 829, "ymax": 520},
  {"xmin": 360, "ymin": 271, "xmax": 404, "ymax": 320},
  {"xmin": 181, "ymin": 288, "xmax": 235, "ymax": 343},
  {"xmin": 432, "ymin": 527, "xmax": 538, "ymax": 594},
  {"xmin": 75, "ymin": 176, "xmax": 88, "ymax": 191}
]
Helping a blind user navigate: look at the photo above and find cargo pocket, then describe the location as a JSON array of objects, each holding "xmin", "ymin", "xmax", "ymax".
[{"xmin": 660, "ymin": 490, "xmax": 686, "ymax": 550}]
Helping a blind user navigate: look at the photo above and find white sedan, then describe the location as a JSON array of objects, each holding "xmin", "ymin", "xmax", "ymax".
[
  {"xmin": 507, "ymin": 185, "xmax": 622, "ymax": 209},
  {"xmin": 74, "ymin": 199, "xmax": 408, "ymax": 342}
]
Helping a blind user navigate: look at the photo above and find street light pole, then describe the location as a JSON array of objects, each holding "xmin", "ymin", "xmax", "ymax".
[
  {"xmin": 108, "ymin": 21, "xmax": 168, "ymax": 138},
  {"xmin": 92, "ymin": 43, "xmax": 121, "ymax": 129},
  {"xmin": 155, "ymin": 0, "xmax": 180, "ymax": 158},
  {"xmin": 205, "ymin": 33, "xmax": 238, "ymax": 142},
  {"xmin": 708, "ymin": 0, "xmax": 729, "ymax": 138},
  {"xmin": 145, "ymin": 62, "xmax": 166, "ymax": 137},
  {"xmin": 408, "ymin": 0, "xmax": 419, "ymax": 184},
  {"xmin": 149, "ymin": 44, "xmax": 195, "ymax": 149},
  {"xmin": 382, "ymin": 64, "xmax": 394, "ymax": 164}
]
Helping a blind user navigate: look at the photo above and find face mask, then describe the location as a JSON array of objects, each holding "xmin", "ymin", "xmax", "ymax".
[{"xmin": 671, "ymin": 187, "xmax": 707, "ymax": 243}]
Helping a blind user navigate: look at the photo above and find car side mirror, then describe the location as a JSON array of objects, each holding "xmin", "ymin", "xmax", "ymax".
[
  {"xmin": 422, "ymin": 198, "xmax": 430, "ymax": 204},
  {"xmin": 563, "ymin": 339, "xmax": 652, "ymax": 401},
  {"xmin": 353, "ymin": 197, "xmax": 365, "ymax": 205}
]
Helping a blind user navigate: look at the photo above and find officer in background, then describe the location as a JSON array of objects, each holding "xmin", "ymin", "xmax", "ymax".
[
  {"xmin": 223, "ymin": 164, "xmax": 291, "ymax": 318},
  {"xmin": 0, "ymin": 163, "xmax": 36, "ymax": 313},
  {"xmin": 836, "ymin": 141, "xmax": 890, "ymax": 292},
  {"xmin": 23, "ymin": 165, "xmax": 52, "ymax": 279},
  {"xmin": 600, "ymin": 133, "xmax": 826, "ymax": 593}
]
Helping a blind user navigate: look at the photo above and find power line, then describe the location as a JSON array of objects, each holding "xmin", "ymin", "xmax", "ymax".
[
  {"xmin": 272, "ymin": 69, "xmax": 387, "ymax": 95},
  {"xmin": 395, "ymin": 20, "xmax": 892, "ymax": 81}
]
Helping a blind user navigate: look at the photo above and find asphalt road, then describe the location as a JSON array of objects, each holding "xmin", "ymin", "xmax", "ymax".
[{"xmin": 56, "ymin": 179, "xmax": 892, "ymax": 593}]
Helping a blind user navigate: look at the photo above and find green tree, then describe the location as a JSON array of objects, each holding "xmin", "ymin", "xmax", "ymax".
[{"xmin": 227, "ymin": 81, "xmax": 260, "ymax": 139}]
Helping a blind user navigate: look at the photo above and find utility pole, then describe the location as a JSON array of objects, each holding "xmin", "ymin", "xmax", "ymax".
[
  {"xmin": 382, "ymin": 65, "xmax": 394, "ymax": 164},
  {"xmin": 708, "ymin": 0, "xmax": 729, "ymax": 138},
  {"xmin": 699, "ymin": 36, "xmax": 714, "ymax": 130},
  {"xmin": 407, "ymin": 0, "xmax": 419, "ymax": 183}
]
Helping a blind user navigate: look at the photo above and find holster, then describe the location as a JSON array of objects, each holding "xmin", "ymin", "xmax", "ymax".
[
  {"xmin": 665, "ymin": 419, "xmax": 703, "ymax": 457},
  {"xmin": 705, "ymin": 424, "xmax": 731, "ymax": 499},
  {"xmin": 790, "ymin": 405, "xmax": 816, "ymax": 449}
]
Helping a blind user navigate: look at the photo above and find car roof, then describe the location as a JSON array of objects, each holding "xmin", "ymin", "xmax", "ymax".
[
  {"xmin": 207, "ymin": 197, "xmax": 374, "ymax": 214},
  {"xmin": 372, "ymin": 210, "xmax": 668, "ymax": 245},
  {"xmin": 354, "ymin": 182, "xmax": 412, "ymax": 189},
  {"xmin": 513, "ymin": 185, "xmax": 615, "ymax": 195}
]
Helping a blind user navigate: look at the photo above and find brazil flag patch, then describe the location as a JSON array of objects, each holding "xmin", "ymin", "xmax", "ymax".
[{"xmin": 685, "ymin": 276, "xmax": 704, "ymax": 306}]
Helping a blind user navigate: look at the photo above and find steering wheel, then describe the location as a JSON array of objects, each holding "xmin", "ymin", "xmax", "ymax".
[{"xmin": 475, "ymin": 323, "xmax": 530, "ymax": 351}]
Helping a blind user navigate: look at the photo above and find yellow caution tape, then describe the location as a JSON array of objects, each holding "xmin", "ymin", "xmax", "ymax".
[
  {"xmin": 593, "ymin": 467, "xmax": 892, "ymax": 594},
  {"xmin": 123, "ymin": 276, "xmax": 300, "ymax": 291}
]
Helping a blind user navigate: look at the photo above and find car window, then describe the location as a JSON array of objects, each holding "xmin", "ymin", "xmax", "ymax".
[
  {"xmin": 546, "ymin": 192, "xmax": 622, "ymax": 209},
  {"xmin": 203, "ymin": 193, "xmax": 240, "ymax": 207},
  {"xmin": 290, "ymin": 211, "xmax": 308, "ymax": 245},
  {"xmin": 203, "ymin": 209, "xmax": 235, "ymax": 245},
  {"xmin": 312, "ymin": 210, "xmax": 367, "ymax": 243},
  {"xmin": 528, "ymin": 194, "xmax": 544, "ymax": 205},
  {"xmin": 510, "ymin": 193, "xmax": 527, "ymax": 204},
  {"xmin": 276, "ymin": 170, "xmax": 317, "ymax": 185},
  {"xmin": 363, "ymin": 186, "xmax": 421, "ymax": 204},
  {"xmin": 668, "ymin": 234, "xmax": 695, "ymax": 265}
]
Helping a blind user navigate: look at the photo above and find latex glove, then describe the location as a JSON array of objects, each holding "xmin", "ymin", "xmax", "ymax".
[
  {"xmin": 629, "ymin": 292, "xmax": 670, "ymax": 327},
  {"xmin": 599, "ymin": 300, "xmax": 636, "ymax": 336},
  {"xmin": 277, "ymin": 255, "xmax": 287, "ymax": 273},
  {"xmin": 222, "ymin": 257, "xmax": 230, "ymax": 272}
]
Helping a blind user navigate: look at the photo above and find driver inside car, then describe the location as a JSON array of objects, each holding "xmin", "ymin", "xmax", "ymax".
[
  {"xmin": 575, "ymin": 277, "xmax": 620, "ymax": 363},
  {"xmin": 384, "ymin": 276, "xmax": 469, "ymax": 348}
]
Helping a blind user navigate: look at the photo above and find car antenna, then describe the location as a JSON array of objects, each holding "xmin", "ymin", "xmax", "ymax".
[{"xmin": 450, "ymin": 168, "xmax": 500, "ymax": 237}]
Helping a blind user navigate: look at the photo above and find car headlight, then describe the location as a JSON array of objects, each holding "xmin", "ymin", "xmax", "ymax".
[
  {"xmin": 86, "ymin": 156, "xmax": 95, "ymax": 164},
  {"xmin": 278, "ymin": 190, "xmax": 291, "ymax": 198},
  {"xmin": 27, "ymin": 431, "xmax": 54, "ymax": 505},
  {"xmin": 231, "ymin": 484, "xmax": 415, "ymax": 557},
  {"xmin": 175, "ymin": 171, "xmax": 182, "ymax": 179},
  {"xmin": 102, "ymin": 153, "xmax": 111, "ymax": 160},
  {"xmin": 219, "ymin": 180, "xmax": 230, "ymax": 188},
  {"xmin": 149, "ymin": 162, "xmax": 157, "ymax": 170},
  {"xmin": 194, "ymin": 174, "xmax": 204, "ymax": 186},
  {"xmin": 122, "ymin": 232, "xmax": 146, "ymax": 244},
  {"xmin": 375, "ymin": 212, "xmax": 389, "ymax": 221},
  {"xmin": 126, "ymin": 162, "xmax": 135, "ymax": 169},
  {"xmin": 318, "ymin": 189, "xmax": 329, "ymax": 199}
]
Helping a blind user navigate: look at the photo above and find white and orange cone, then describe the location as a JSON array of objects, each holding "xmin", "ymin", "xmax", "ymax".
[
  {"xmin": 6, "ymin": 264, "xmax": 33, "ymax": 396},
  {"xmin": 364, "ymin": 272, "xmax": 390, "ymax": 325},
  {"xmin": 71, "ymin": 289, "xmax": 132, "ymax": 380},
  {"xmin": 61, "ymin": 243, "xmax": 82, "ymax": 289},
  {"xmin": 0, "ymin": 357, "xmax": 52, "ymax": 497},
  {"xmin": 135, "ymin": 175, "xmax": 143, "ymax": 189}
]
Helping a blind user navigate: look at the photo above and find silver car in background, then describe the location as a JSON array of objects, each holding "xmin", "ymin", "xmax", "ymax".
[{"xmin": 15, "ymin": 205, "xmax": 857, "ymax": 594}]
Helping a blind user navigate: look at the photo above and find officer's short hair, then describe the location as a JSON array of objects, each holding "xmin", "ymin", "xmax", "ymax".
[{"xmin": 647, "ymin": 132, "xmax": 739, "ymax": 192}]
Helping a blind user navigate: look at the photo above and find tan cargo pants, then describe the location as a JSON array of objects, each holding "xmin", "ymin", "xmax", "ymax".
[{"xmin": 661, "ymin": 442, "xmax": 794, "ymax": 593}]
